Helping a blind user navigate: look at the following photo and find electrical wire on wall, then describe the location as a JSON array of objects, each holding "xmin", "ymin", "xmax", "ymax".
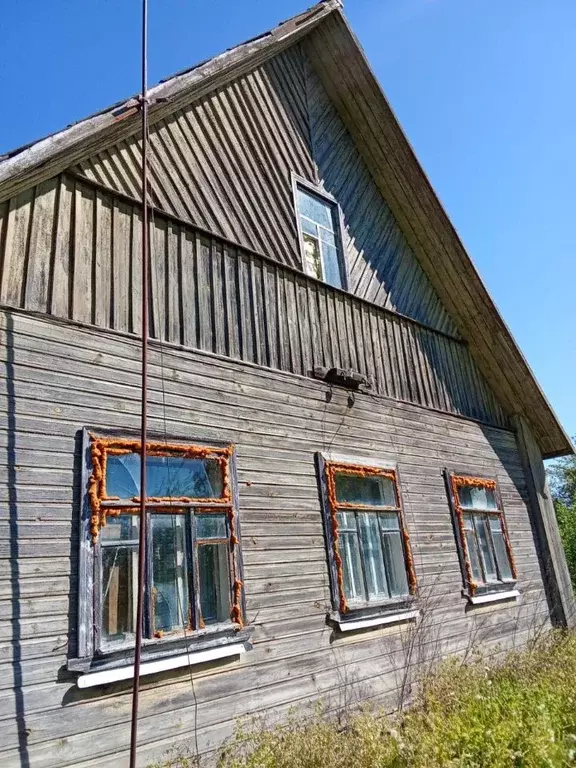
[
  {"xmin": 129, "ymin": 0, "xmax": 199, "ymax": 763},
  {"xmin": 148, "ymin": 191, "xmax": 201, "ymax": 761}
]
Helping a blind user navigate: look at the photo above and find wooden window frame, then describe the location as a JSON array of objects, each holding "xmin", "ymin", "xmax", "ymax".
[
  {"xmin": 444, "ymin": 469, "xmax": 517, "ymax": 599},
  {"xmin": 292, "ymin": 174, "xmax": 349, "ymax": 290},
  {"xmin": 70, "ymin": 428, "xmax": 248, "ymax": 673},
  {"xmin": 316, "ymin": 452, "xmax": 417, "ymax": 622}
]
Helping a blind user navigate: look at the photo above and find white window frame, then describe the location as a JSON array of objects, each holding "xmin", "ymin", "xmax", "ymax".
[{"xmin": 292, "ymin": 174, "xmax": 348, "ymax": 290}]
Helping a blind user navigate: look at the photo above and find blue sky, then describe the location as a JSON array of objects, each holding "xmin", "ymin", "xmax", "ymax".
[{"xmin": 1, "ymin": 0, "xmax": 574, "ymax": 440}]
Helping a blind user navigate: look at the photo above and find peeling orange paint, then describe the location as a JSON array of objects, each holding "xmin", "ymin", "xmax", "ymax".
[
  {"xmin": 325, "ymin": 462, "xmax": 417, "ymax": 612},
  {"xmin": 452, "ymin": 475, "xmax": 497, "ymax": 491},
  {"xmin": 231, "ymin": 579, "xmax": 244, "ymax": 628},
  {"xmin": 450, "ymin": 474, "xmax": 517, "ymax": 594},
  {"xmin": 88, "ymin": 433, "xmax": 245, "ymax": 630},
  {"xmin": 87, "ymin": 434, "xmax": 233, "ymax": 541}
]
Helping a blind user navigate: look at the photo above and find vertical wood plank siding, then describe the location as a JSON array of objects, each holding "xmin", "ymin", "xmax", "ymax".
[
  {"xmin": 0, "ymin": 311, "xmax": 549, "ymax": 767},
  {"xmin": 0, "ymin": 173, "xmax": 507, "ymax": 428},
  {"xmin": 71, "ymin": 45, "xmax": 457, "ymax": 336}
]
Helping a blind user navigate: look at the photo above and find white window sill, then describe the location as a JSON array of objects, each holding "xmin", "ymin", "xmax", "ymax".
[
  {"xmin": 467, "ymin": 589, "xmax": 520, "ymax": 605},
  {"xmin": 336, "ymin": 609, "xmax": 419, "ymax": 632},
  {"xmin": 77, "ymin": 642, "xmax": 246, "ymax": 689}
]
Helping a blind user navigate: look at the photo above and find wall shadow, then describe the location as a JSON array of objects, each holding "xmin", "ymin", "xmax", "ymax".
[{"xmin": 480, "ymin": 424, "xmax": 558, "ymax": 623}]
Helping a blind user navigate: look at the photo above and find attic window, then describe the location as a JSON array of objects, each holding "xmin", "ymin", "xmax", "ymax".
[
  {"xmin": 71, "ymin": 431, "xmax": 247, "ymax": 679},
  {"xmin": 316, "ymin": 454, "xmax": 417, "ymax": 625},
  {"xmin": 445, "ymin": 471, "xmax": 517, "ymax": 599},
  {"xmin": 294, "ymin": 180, "xmax": 346, "ymax": 289}
]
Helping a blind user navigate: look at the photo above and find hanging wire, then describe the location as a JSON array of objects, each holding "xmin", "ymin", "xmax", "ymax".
[{"xmin": 147, "ymin": 188, "xmax": 202, "ymax": 761}]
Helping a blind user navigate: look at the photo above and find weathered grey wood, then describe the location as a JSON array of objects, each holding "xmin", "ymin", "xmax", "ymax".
[
  {"xmin": 1, "ymin": 170, "xmax": 510, "ymax": 429},
  {"xmin": 304, "ymin": 13, "xmax": 571, "ymax": 458},
  {"xmin": 0, "ymin": 4, "xmax": 568, "ymax": 756},
  {"xmin": 513, "ymin": 416, "xmax": 576, "ymax": 628},
  {"xmin": 0, "ymin": 188, "xmax": 33, "ymax": 307},
  {"xmin": 71, "ymin": 183, "xmax": 93, "ymax": 324},
  {"xmin": 23, "ymin": 177, "xmax": 58, "ymax": 314}
]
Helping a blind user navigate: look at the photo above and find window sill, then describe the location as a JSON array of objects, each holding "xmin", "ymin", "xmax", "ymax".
[
  {"xmin": 76, "ymin": 642, "xmax": 247, "ymax": 688},
  {"xmin": 466, "ymin": 589, "xmax": 520, "ymax": 605},
  {"xmin": 331, "ymin": 609, "xmax": 419, "ymax": 632}
]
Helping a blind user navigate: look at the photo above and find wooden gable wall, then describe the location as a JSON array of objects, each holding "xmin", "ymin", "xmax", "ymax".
[
  {"xmin": 0, "ymin": 172, "xmax": 507, "ymax": 428},
  {"xmin": 71, "ymin": 44, "xmax": 457, "ymax": 337}
]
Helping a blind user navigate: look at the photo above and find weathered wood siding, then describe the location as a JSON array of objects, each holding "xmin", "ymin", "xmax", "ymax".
[
  {"xmin": 0, "ymin": 173, "xmax": 506, "ymax": 428},
  {"xmin": 71, "ymin": 45, "xmax": 457, "ymax": 336},
  {"xmin": 0, "ymin": 310, "xmax": 549, "ymax": 766}
]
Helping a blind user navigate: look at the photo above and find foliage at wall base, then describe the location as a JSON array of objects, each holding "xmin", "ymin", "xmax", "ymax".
[{"xmin": 216, "ymin": 630, "xmax": 576, "ymax": 768}]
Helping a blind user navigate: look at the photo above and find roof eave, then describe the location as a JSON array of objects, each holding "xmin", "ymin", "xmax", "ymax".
[
  {"xmin": 0, "ymin": 0, "xmax": 341, "ymax": 204},
  {"xmin": 305, "ymin": 9, "xmax": 572, "ymax": 459}
]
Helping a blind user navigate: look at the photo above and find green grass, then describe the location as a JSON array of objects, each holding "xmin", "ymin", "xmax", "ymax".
[{"xmin": 217, "ymin": 630, "xmax": 576, "ymax": 768}]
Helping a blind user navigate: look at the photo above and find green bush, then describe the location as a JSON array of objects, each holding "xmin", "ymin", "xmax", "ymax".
[
  {"xmin": 555, "ymin": 501, "xmax": 576, "ymax": 590},
  {"xmin": 217, "ymin": 630, "xmax": 576, "ymax": 768}
]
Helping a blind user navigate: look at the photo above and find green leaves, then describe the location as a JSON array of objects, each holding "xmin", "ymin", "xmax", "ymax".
[
  {"xmin": 548, "ymin": 441, "xmax": 576, "ymax": 588},
  {"xmin": 212, "ymin": 631, "xmax": 576, "ymax": 768}
]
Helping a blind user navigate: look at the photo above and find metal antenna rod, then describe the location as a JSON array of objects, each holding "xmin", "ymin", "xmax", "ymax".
[{"xmin": 130, "ymin": 0, "xmax": 149, "ymax": 763}]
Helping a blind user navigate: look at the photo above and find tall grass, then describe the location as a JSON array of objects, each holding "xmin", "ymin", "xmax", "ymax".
[{"xmin": 217, "ymin": 630, "xmax": 576, "ymax": 768}]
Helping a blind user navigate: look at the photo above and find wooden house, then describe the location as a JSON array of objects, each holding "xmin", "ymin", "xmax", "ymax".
[{"xmin": 0, "ymin": 2, "xmax": 574, "ymax": 765}]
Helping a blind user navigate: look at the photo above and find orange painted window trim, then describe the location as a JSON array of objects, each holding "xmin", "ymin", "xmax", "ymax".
[
  {"xmin": 88, "ymin": 434, "xmax": 244, "ymax": 628},
  {"xmin": 324, "ymin": 462, "xmax": 417, "ymax": 613},
  {"xmin": 449, "ymin": 473, "xmax": 517, "ymax": 596}
]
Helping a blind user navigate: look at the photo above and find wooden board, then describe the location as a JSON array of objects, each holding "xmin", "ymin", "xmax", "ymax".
[{"xmin": 0, "ymin": 309, "xmax": 553, "ymax": 766}]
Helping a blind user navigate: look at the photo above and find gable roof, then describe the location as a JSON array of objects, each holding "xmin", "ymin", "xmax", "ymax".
[{"xmin": 0, "ymin": 0, "xmax": 571, "ymax": 458}]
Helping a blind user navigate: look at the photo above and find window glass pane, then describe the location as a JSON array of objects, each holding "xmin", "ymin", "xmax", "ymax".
[
  {"xmin": 106, "ymin": 453, "xmax": 224, "ymax": 499},
  {"xmin": 151, "ymin": 515, "xmax": 189, "ymax": 633},
  {"xmin": 319, "ymin": 226, "xmax": 337, "ymax": 248},
  {"xmin": 464, "ymin": 528, "xmax": 484, "ymax": 583},
  {"xmin": 474, "ymin": 515, "xmax": 498, "ymax": 582},
  {"xmin": 321, "ymin": 242, "xmax": 343, "ymax": 289},
  {"xmin": 302, "ymin": 233, "xmax": 322, "ymax": 280},
  {"xmin": 102, "ymin": 545, "xmax": 137, "ymax": 645},
  {"xmin": 463, "ymin": 512, "xmax": 475, "ymax": 532},
  {"xmin": 106, "ymin": 453, "xmax": 140, "ymax": 498},
  {"xmin": 489, "ymin": 517, "xmax": 514, "ymax": 580},
  {"xmin": 357, "ymin": 513, "xmax": 389, "ymax": 600},
  {"xmin": 301, "ymin": 217, "xmax": 318, "ymax": 238},
  {"xmin": 334, "ymin": 472, "xmax": 396, "ymax": 507},
  {"xmin": 380, "ymin": 512, "xmax": 401, "ymax": 531},
  {"xmin": 380, "ymin": 529, "xmax": 409, "ymax": 598},
  {"xmin": 458, "ymin": 484, "xmax": 498, "ymax": 510},
  {"xmin": 198, "ymin": 543, "xmax": 231, "ymax": 624},
  {"xmin": 340, "ymin": 532, "xmax": 365, "ymax": 603},
  {"xmin": 297, "ymin": 189, "xmax": 333, "ymax": 229},
  {"xmin": 197, "ymin": 514, "xmax": 227, "ymax": 540},
  {"xmin": 336, "ymin": 510, "xmax": 356, "ymax": 531},
  {"xmin": 100, "ymin": 515, "xmax": 139, "ymax": 543}
]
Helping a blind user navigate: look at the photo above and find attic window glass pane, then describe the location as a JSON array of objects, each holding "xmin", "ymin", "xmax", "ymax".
[{"xmin": 296, "ymin": 186, "xmax": 343, "ymax": 289}]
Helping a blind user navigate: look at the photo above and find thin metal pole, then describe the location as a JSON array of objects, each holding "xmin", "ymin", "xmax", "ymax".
[{"xmin": 129, "ymin": 0, "xmax": 149, "ymax": 763}]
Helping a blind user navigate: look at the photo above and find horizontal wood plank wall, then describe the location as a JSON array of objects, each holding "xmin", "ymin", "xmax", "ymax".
[
  {"xmin": 0, "ymin": 311, "xmax": 549, "ymax": 767},
  {"xmin": 0, "ymin": 173, "xmax": 507, "ymax": 428},
  {"xmin": 70, "ymin": 45, "xmax": 457, "ymax": 336}
]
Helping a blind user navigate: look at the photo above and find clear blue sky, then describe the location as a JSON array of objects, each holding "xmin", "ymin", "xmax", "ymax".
[{"xmin": 1, "ymin": 0, "xmax": 574, "ymax": 440}]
